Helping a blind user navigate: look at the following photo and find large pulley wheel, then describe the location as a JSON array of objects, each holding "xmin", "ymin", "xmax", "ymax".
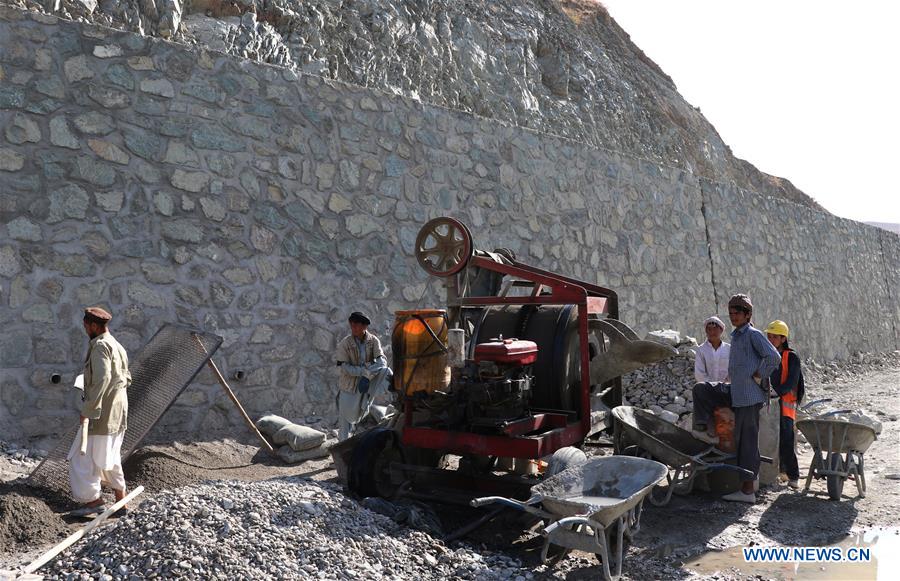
[{"xmin": 415, "ymin": 217, "xmax": 474, "ymax": 277}]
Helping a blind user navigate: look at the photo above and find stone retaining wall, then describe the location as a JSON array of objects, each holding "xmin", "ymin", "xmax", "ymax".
[
  {"xmin": 702, "ymin": 179, "xmax": 900, "ymax": 361},
  {"xmin": 0, "ymin": 8, "xmax": 897, "ymax": 443}
]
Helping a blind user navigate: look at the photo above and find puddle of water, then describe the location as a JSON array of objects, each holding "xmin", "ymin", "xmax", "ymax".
[{"xmin": 682, "ymin": 527, "xmax": 900, "ymax": 580}]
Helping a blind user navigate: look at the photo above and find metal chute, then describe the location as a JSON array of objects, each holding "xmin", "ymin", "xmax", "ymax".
[{"xmin": 589, "ymin": 320, "xmax": 677, "ymax": 386}]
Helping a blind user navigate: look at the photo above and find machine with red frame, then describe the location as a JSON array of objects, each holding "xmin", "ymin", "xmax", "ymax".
[{"xmin": 339, "ymin": 217, "xmax": 675, "ymax": 501}]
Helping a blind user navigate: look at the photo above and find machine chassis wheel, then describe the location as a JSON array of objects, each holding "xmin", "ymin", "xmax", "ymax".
[
  {"xmin": 415, "ymin": 217, "xmax": 474, "ymax": 277},
  {"xmin": 545, "ymin": 446, "xmax": 588, "ymax": 478}
]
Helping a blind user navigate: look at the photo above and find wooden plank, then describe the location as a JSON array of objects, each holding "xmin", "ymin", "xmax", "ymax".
[{"xmin": 22, "ymin": 486, "xmax": 145, "ymax": 574}]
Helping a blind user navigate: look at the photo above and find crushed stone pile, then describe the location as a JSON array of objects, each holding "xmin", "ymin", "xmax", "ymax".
[
  {"xmin": 44, "ymin": 478, "xmax": 533, "ymax": 580},
  {"xmin": 622, "ymin": 335, "xmax": 900, "ymax": 430},
  {"xmin": 623, "ymin": 330, "xmax": 698, "ymax": 427}
]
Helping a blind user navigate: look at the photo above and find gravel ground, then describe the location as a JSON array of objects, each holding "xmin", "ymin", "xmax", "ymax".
[
  {"xmin": 43, "ymin": 478, "xmax": 532, "ymax": 581},
  {"xmin": 2, "ymin": 361, "xmax": 898, "ymax": 579}
]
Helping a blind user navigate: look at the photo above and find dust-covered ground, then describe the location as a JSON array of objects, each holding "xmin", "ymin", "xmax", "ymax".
[{"xmin": 2, "ymin": 365, "xmax": 898, "ymax": 579}]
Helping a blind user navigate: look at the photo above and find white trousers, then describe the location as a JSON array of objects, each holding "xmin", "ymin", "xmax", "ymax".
[{"xmin": 67, "ymin": 427, "xmax": 126, "ymax": 503}]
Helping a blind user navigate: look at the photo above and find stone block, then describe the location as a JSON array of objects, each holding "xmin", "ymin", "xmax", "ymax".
[
  {"xmin": 36, "ymin": 278, "xmax": 63, "ymax": 302},
  {"xmin": 71, "ymin": 156, "xmax": 117, "ymax": 187},
  {"xmin": 250, "ymin": 324, "xmax": 273, "ymax": 344},
  {"xmin": 63, "ymin": 55, "xmax": 93, "ymax": 82},
  {"xmin": 154, "ymin": 191, "xmax": 174, "ymax": 216},
  {"xmin": 93, "ymin": 44, "xmax": 123, "ymax": 58},
  {"xmin": 171, "ymin": 169, "xmax": 210, "ymax": 192},
  {"xmin": 140, "ymin": 78, "xmax": 175, "ymax": 98},
  {"xmin": 128, "ymin": 282, "xmax": 166, "ymax": 308},
  {"xmin": 161, "ymin": 220, "xmax": 203, "ymax": 243},
  {"xmin": 124, "ymin": 127, "xmax": 164, "ymax": 161},
  {"xmin": 94, "ymin": 191, "xmax": 124, "ymax": 212},
  {"xmin": 164, "ymin": 141, "xmax": 200, "ymax": 166},
  {"xmin": 0, "ymin": 333, "xmax": 31, "ymax": 366},
  {"xmin": 175, "ymin": 286, "xmax": 206, "ymax": 307},
  {"xmin": 0, "ymin": 86, "xmax": 26, "ymax": 108},
  {"xmin": 73, "ymin": 111, "xmax": 115, "ymax": 136},
  {"xmin": 315, "ymin": 163, "xmax": 336, "ymax": 190},
  {"xmin": 199, "ymin": 197, "xmax": 225, "ymax": 221},
  {"xmin": 5, "ymin": 113, "xmax": 41, "ymax": 144},
  {"xmin": 104, "ymin": 63, "xmax": 134, "ymax": 89},
  {"xmin": 23, "ymin": 304, "xmax": 54, "ymax": 324},
  {"xmin": 47, "ymin": 184, "xmax": 89, "ymax": 223},
  {"xmin": 0, "ymin": 147, "xmax": 25, "ymax": 171},
  {"xmin": 52, "ymin": 253, "xmax": 94, "ymax": 277},
  {"xmin": 141, "ymin": 262, "xmax": 177, "ymax": 284},
  {"xmin": 191, "ymin": 125, "xmax": 245, "ymax": 152},
  {"xmin": 222, "ymin": 267, "xmax": 253, "ymax": 286},
  {"xmin": 210, "ymin": 281, "xmax": 235, "ymax": 308},
  {"xmin": 127, "ymin": 56, "xmax": 154, "ymax": 70},
  {"xmin": 345, "ymin": 214, "xmax": 380, "ymax": 237},
  {"xmin": 87, "ymin": 139, "xmax": 130, "ymax": 165},
  {"xmin": 6, "ymin": 217, "xmax": 41, "ymax": 241},
  {"xmin": 88, "ymin": 85, "xmax": 130, "ymax": 109}
]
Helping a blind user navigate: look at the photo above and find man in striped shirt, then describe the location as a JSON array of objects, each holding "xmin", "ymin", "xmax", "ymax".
[{"xmin": 692, "ymin": 294, "xmax": 780, "ymax": 503}]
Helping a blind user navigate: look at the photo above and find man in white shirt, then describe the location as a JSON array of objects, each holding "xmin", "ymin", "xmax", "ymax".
[{"xmin": 694, "ymin": 315, "xmax": 730, "ymax": 383}]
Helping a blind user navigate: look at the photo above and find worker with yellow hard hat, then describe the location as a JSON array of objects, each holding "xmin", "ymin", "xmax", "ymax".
[{"xmin": 765, "ymin": 319, "xmax": 805, "ymax": 489}]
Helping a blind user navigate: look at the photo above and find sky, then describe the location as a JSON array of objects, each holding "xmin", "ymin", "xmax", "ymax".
[{"xmin": 601, "ymin": 0, "xmax": 900, "ymax": 225}]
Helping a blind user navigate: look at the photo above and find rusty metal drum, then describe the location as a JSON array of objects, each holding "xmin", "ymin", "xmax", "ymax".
[{"xmin": 392, "ymin": 309, "xmax": 451, "ymax": 395}]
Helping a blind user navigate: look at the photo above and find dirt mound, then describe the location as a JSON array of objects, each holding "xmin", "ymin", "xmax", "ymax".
[
  {"xmin": 123, "ymin": 439, "xmax": 331, "ymax": 494},
  {"xmin": 0, "ymin": 483, "xmax": 71, "ymax": 554}
]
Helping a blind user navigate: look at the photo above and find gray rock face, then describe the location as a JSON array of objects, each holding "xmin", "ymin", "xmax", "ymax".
[{"xmin": 4, "ymin": 0, "xmax": 819, "ymax": 209}]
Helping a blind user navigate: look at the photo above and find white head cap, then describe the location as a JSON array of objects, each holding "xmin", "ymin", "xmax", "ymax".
[{"xmin": 704, "ymin": 316, "xmax": 726, "ymax": 331}]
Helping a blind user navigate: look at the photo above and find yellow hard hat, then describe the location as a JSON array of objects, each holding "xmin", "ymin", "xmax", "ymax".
[{"xmin": 765, "ymin": 320, "xmax": 789, "ymax": 337}]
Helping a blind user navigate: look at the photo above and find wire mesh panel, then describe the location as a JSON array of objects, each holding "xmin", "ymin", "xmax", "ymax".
[{"xmin": 28, "ymin": 324, "xmax": 223, "ymax": 494}]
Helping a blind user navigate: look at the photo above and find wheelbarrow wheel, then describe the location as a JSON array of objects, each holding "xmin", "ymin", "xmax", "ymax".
[{"xmin": 826, "ymin": 452, "xmax": 845, "ymax": 501}]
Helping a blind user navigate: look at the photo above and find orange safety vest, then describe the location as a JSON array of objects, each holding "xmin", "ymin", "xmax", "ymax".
[{"xmin": 780, "ymin": 350, "xmax": 798, "ymax": 420}]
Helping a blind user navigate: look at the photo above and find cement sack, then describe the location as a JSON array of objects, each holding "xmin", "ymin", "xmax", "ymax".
[
  {"xmin": 273, "ymin": 424, "xmax": 326, "ymax": 451},
  {"xmin": 256, "ymin": 414, "xmax": 293, "ymax": 438},
  {"xmin": 277, "ymin": 440, "xmax": 335, "ymax": 464}
]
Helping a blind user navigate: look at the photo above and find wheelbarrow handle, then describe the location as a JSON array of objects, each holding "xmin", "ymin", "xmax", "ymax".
[
  {"xmin": 801, "ymin": 398, "xmax": 832, "ymax": 411},
  {"xmin": 469, "ymin": 494, "xmax": 554, "ymax": 519},
  {"xmin": 543, "ymin": 515, "xmax": 596, "ymax": 536}
]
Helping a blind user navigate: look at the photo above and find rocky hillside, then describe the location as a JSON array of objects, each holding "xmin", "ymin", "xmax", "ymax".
[{"xmin": 3, "ymin": 0, "xmax": 821, "ymax": 209}]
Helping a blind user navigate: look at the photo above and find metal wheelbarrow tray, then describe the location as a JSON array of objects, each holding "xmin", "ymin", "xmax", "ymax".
[
  {"xmin": 471, "ymin": 456, "xmax": 668, "ymax": 580},
  {"xmin": 796, "ymin": 415, "xmax": 877, "ymax": 500},
  {"xmin": 611, "ymin": 406, "xmax": 767, "ymax": 506}
]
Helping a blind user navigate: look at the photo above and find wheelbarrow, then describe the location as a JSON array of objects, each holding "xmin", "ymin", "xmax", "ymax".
[
  {"xmin": 611, "ymin": 406, "xmax": 770, "ymax": 506},
  {"xmin": 470, "ymin": 456, "xmax": 668, "ymax": 581},
  {"xmin": 796, "ymin": 413, "xmax": 877, "ymax": 500}
]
